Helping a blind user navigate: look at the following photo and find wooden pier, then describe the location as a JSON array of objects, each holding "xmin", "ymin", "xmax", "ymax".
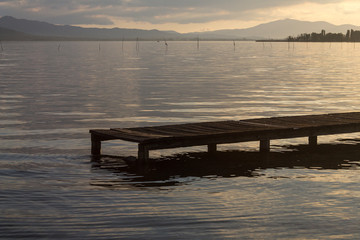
[{"xmin": 90, "ymin": 112, "xmax": 360, "ymax": 163}]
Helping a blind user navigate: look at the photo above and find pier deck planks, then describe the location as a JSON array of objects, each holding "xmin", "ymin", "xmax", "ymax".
[{"xmin": 90, "ymin": 112, "xmax": 360, "ymax": 162}]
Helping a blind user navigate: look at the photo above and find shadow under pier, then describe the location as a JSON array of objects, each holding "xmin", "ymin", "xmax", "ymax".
[{"xmin": 90, "ymin": 141, "xmax": 360, "ymax": 188}]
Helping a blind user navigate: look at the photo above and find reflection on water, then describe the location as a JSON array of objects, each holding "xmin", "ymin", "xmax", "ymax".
[
  {"xmin": 90, "ymin": 143, "xmax": 360, "ymax": 189},
  {"xmin": 2, "ymin": 41, "xmax": 360, "ymax": 239}
]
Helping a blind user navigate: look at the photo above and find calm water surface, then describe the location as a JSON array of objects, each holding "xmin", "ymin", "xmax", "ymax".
[{"xmin": 1, "ymin": 41, "xmax": 360, "ymax": 239}]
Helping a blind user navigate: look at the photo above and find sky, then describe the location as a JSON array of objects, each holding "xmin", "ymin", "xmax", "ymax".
[{"xmin": 1, "ymin": 0, "xmax": 360, "ymax": 33}]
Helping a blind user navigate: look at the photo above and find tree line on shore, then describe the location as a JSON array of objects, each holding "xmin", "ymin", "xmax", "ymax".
[{"xmin": 288, "ymin": 29, "xmax": 360, "ymax": 42}]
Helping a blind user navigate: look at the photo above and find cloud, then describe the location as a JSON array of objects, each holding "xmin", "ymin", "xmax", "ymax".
[{"xmin": 0, "ymin": 0, "xmax": 350, "ymax": 30}]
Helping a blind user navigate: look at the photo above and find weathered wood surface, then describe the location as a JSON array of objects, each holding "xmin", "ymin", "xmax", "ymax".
[{"xmin": 90, "ymin": 112, "xmax": 360, "ymax": 161}]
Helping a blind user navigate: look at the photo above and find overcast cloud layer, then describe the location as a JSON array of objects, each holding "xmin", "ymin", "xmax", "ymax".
[{"xmin": 0, "ymin": 0, "xmax": 356, "ymax": 32}]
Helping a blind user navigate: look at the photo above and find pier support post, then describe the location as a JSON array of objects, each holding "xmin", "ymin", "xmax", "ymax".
[
  {"xmin": 91, "ymin": 134, "xmax": 101, "ymax": 155},
  {"xmin": 308, "ymin": 136, "xmax": 318, "ymax": 146},
  {"xmin": 260, "ymin": 139, "xmax": 270, "ymax": 152},
  {"xmin": 138, "ymin": 144, "xmax": 149, "ymax": 163},
  {"xmin": 208, "ymin": 144, "xmax": 217, "ymax": 153}
]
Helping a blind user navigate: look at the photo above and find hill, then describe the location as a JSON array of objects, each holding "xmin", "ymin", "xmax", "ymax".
[
  {"xmin": 0, "ymin": 26, "xmax": 42, "ymax": 40},
  {"xmin": 0, "ymin": 16, "xmax": 182, "ymax": 40},
  {"xmin": 194, "ymin": 19, "xmax": 360, "ymax": 39},
  {"xmin": 1, "ymin": 16, "xmax": 360, "ymax": 41}
]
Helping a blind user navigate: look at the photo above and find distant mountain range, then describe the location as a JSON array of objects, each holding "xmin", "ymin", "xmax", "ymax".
[
  {"xmin": 1, "ymin": 16, "xmax": 360, "ymax": 41},
  {"xmin": 197, "ymin": 19, "xmax": 360, "ymax": 39},
  {"xmin": 0, "ymin": 16, "xmax": 182, "ymax": 40}
]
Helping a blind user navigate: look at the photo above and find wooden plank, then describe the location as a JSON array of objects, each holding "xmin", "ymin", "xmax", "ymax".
[
  {"xmin": 130, "ymin": 125, "xmax": 196, "ymax": 137},
  {"xmin": 244, "ymin": 114, "xmax": 358, "ymax": 128},
  {"xmin": 328, "ymin": 112, "xmax": 360, "ymax": 121},
  {"xmin": 132, "ymin": 127, "xmax": 192, "ymax": 137},
  {"xmin": 111, "ymin": 128, "xmax": 169, "ymax": 139},
  {"xmin": 194, "ymin": 121, "xmax": 248, "ymax": 132},
  {"xmin": 237, "ymin": 120, "xmax": 287, "ymax": 129},
  {"xmin": 90, "ymin": 129, "xmax": 147, "ymax": 142},
  {"xmin": 329, "ymin": 112, "xmax": 360, "ymax": 119},
  {"xmin": 171, "ymin": 122, "xmax": 232, "ymax": 132},
  {"xmin": 172, "ymin": 121, "xmax": 252, "ymax": 134},
  {"xmin": 128, "ymin": 121, "xmax": 249, "ymax": 137},
  {"xmin": 242, "ymin": 117, "xmax": 306, "ymax": 128}
]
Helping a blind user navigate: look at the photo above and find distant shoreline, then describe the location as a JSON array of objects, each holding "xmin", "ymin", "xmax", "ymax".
[
  {"xmin": 0, "ymin": 38, "xmax": 256, "ymax": 42},
  {"xmin": 257, "ymin": 39, "xmax": 360, "ymax": 42}
]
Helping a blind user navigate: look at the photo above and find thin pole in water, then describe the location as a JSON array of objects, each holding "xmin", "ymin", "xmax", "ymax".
[
  {"xmin": 268, "ymin": 37, "xmax": 272, "ymax": 48},
  {"xmin": 136, "ymin": 37, "xmax": 140, "ymax": 52},
  {"xmin": 122, "ymin": 37, "xmax": 124, "ymax": 51},
  {"xmin": 164, "ymin": 40, "xmax": 168, "ymax": 54},
  {"xmin": 0, "ymin": 40, "xmax": 3, "ymax": 51}
]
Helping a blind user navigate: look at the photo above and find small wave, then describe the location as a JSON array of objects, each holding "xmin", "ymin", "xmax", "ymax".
[
  {"xmin": 115, "ymin": 67, "xmax": 149, "ymax": 71},
  {"xmin": 39, "ymin": 112, "xmax": 106, "ymax": 116}
]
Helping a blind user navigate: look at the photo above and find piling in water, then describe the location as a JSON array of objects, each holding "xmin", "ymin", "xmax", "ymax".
[{"xmin": 136, "ymin": 38, "xmax": 140, "ymax": 52}]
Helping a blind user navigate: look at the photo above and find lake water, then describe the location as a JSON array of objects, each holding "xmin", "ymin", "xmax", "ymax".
[{"xmin": 1, "ymin": 41, "xmax": 360, "ymax": 239}]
